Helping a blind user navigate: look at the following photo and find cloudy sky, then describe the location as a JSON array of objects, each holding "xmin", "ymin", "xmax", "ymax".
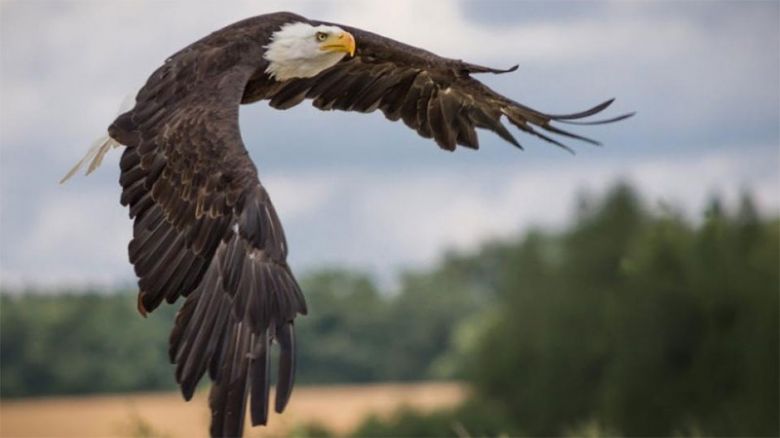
[{"xmin": 1, "ymin": 0, "xmax": 778, "ymax": 290}]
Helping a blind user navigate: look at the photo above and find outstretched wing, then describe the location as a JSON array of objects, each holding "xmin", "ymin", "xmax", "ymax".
[
  {"xmin": 257, "ymin": 24, "xmax": 632, "ymax": 152},
  {"xmin": 109, "ymin": 25, "xmax": 306, "ymax": 437}
]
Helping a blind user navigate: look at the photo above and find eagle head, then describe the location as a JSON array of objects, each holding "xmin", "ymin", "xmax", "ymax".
[{"xmin": 264, "ymin": 22, "xmax": 356, "ymax": 82}]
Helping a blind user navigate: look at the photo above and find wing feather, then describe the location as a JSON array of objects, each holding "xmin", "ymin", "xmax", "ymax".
[
  {"xmin": 108, "ymin": 28, "xmax": 306, "ymax": 436},
  {"xmin": 260, "ymin": 24, "xmax": 632, "ymax": 152},
  {"xmin": 274, "ymin": 321, "xmax": 296, "ymax": 413},
  {"xmin": 249, "ymin": 331, "xmax": 271, "ymax": 426}
]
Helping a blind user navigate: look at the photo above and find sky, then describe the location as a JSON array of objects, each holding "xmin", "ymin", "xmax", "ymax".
[{"xmin": 1, "ymin": 0, "xmax": 778, "ymax": 290}]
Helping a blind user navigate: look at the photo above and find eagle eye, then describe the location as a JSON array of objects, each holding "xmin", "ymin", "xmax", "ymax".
[{"xmin": 315, "ymin": 32, "xmax": 328, "ymax": 42}]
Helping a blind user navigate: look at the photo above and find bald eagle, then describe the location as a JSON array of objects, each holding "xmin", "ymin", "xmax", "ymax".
[{"xmin": 62, "ymin": 11, "xmax": 632, "ymax": 437}]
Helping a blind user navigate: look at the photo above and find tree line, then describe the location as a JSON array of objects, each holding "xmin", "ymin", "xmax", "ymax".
[{"xmin": 2, "ymin": 183, "xmax": 778, "ymax": 436}]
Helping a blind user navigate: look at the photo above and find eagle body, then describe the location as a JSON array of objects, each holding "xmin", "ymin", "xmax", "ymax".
[{"xmin": 63, "ymin": 11, "xmax": 631, "ymax": 437}]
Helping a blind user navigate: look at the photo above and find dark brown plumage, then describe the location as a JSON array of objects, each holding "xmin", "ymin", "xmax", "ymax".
[{"xmin": 102, "ymin": 11, "xmax": 631, "ymax": 437}]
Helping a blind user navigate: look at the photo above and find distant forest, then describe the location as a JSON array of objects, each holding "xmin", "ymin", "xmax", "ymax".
[{"xmin": 2, "ymin": 183, "xmax": 778, "ymax": 436}]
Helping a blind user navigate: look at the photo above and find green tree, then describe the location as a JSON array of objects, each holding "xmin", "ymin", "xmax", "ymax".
[
  {"xmin": 462, "ymin": 187, "xmax": 779, "ymax": 436},
  {"xmin": 1, "ymin": 292, "xmax": 176, "ymax": 397}
]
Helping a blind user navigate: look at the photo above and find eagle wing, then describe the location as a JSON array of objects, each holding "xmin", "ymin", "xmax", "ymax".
[
  {"xmin": 110, "ymin": 35, "xmax": 306, "ymax": 436},
  {"xmin": 259, "ymin": 24, "xmax": 632, "ymax": 152}
]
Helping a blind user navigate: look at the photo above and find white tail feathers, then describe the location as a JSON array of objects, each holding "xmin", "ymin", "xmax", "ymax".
[
  {"xmin": 59, "ymin": 93, "xmax": 136, "ymax": 184},
  {"xmin": 59, "ymin": 135, "xmax": 121, "ymax": 184}
]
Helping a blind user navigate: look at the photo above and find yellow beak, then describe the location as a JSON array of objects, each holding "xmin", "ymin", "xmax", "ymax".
[{"xmin": 320, "ymin": 31, "xmax": 356, "ymax": 57}]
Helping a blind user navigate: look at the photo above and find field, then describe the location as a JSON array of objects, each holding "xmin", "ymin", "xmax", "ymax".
[{"xmin": 0, "ymin": 382, "xmax": 466, "ymax": 437}]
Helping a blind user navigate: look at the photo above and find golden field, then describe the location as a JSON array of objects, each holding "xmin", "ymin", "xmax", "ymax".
[{"xmin": 0, "ymin": 382, "xmax": 466, "ymax": 437}]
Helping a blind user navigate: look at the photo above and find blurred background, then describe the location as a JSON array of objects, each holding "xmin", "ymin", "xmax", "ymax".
[{"xmin": 1, "ymin": 1, "xmax": 778, "ymax": 437}]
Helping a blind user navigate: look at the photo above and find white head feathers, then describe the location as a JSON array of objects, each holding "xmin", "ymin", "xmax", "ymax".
[{"xmin": 264, "ymin": 22, "xmax": 350, "ymax": 82}]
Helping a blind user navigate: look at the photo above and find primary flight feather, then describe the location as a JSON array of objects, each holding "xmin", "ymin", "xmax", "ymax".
[{"xmin": 61, "ymin": 11, "xmax": 632, "ymax": 437}]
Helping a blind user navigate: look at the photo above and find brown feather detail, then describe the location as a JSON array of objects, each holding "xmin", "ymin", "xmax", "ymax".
[
  {"xmin": 137, "ymin": 292, "xmax": 149, "ymax": 317},
  {"xmin": 427, "ymin": 92, "xmax": 456, "ymax": 150},
  {"xmin": 249, "ymin": 331, "xmax": 271, "ymax": 426},
  {"xmin": 379, "ymin": 69, "xmax": 419, "ymax": 120},
  {"xmin": 454, "ymin": 112, "xmax": 480, "ymax": 149}
]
